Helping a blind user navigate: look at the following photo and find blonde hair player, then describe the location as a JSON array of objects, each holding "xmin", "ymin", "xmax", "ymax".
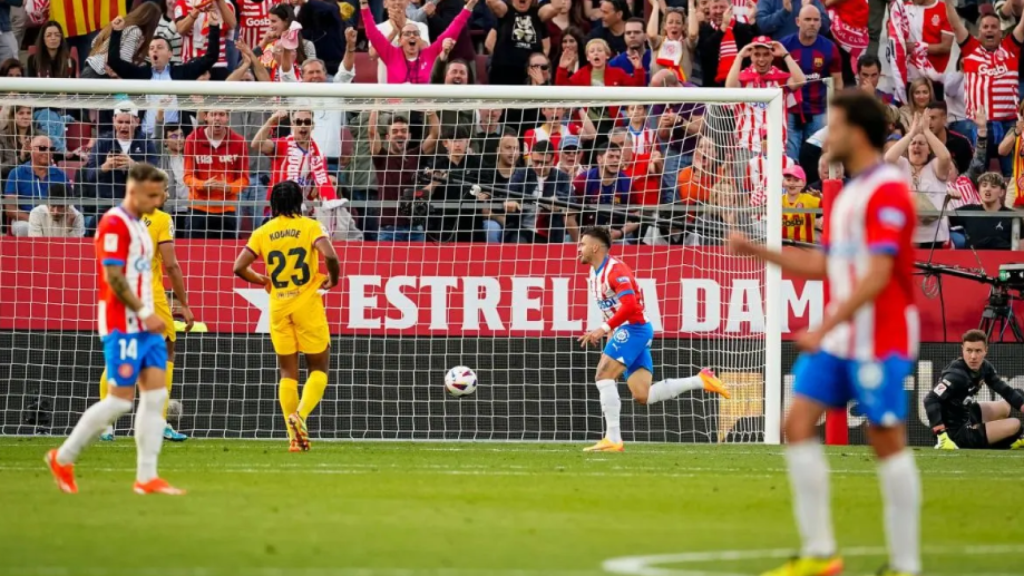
[{"xmin": 232, "ymin": 180, "xmax": 340, "ymax": 452}]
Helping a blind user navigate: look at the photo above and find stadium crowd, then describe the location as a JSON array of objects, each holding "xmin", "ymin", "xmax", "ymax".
[{"xmin": 0, "ymin": 0, "xmax": 1022, "ymax": 249}]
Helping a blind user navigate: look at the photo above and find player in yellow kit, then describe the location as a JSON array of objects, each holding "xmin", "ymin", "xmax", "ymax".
[
  {"xmin": 232, "ymin": 181, "xmax": 341, "ymax": 452},
  {"xmin": 100, "ymin": 189, "xmax": 196, "ymax": 441}
]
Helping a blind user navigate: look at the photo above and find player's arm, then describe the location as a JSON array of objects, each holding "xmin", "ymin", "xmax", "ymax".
[
  {"xmin": 578, "ymin": 268, "xmax": 640, "ymax": 346},
  {"xmin": 104, "ymin": 264, "xmax": 165, "ymax": 333},
  {"xmin": 728, "ymin": 234, "xmax": 828, "ymax": 279},
  {"xmin": 232, "ymin": 247, "xmax": 270, "ymax": 288},
  {"xmin": 252, "ymin": 111, "xmax": 285, "ymax": 157},
  {"xmin": 313, "ymin": 236, "xmax": 341, "ymax": 290},
  {"xmin": 724, "ymin": 44, "xmax": 752, "ymax": 88},
  {"xmin": 983, "ymin": 365, "xmax": 1024, "ymax": 412},
  {"xmin": 159, "ymin": 242, "xmax": 195, "ymax": 331},
  {"xmin": 924, "ymin": 373, "xmax": 961, "ymax": 434}
]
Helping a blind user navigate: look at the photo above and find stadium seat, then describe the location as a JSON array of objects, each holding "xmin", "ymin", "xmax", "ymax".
[
  {"xmin": 475, "ymin": 54, "xmax": 488, "ymax": 85},
  {"xmin": 59, "ymin": 160, "xmax": 85, "ymax": 185},
  {"xmin": 352, "ymin": 52, "xmax": 378, "ymax": 84},
  {"xmin": 64, "ymin": 122, "xmax": 93, "ymax": 153}
]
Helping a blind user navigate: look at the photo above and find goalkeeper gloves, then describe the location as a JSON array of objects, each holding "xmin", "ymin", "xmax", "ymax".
[{"xmin": 934, "ymin": 431, "xmax": 958, "ymax": 450}]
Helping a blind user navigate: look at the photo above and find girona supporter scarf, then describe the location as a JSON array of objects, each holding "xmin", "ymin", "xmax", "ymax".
[
  {"xmin": 655, "ymin": 39, "xmax": 687, "ymax": 82},
  {"xmin": 827, "ymin": 0, "xmax": 868, "ymax": 68},
  {"xmin": 271, "ymin": 136, "xmax": 341, "ymax": 213},
  {"xmin": 714, "ymin": 18, "xmax": 738, "ymax": 84}
]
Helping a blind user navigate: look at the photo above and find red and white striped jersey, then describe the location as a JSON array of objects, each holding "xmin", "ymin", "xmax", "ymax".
[
  {"xmin": 625, "ymin": 125, "xmax": 657, "ymax": 156},
  {"xmin": 948, "ymin": 175, "xmax": 981, "ymax": 209},
  {"xmin": 173, "ymin": 0, "xmax": 235, "ymax": 67},
  {"xmin": 236, "ymin": 0, "xmax": 273, "ymax": 50},
  {"xmin": 588, "ymin": 256, "xmax": 649, "ymax": 327},
  {"xmin": 961, "ymin": 35, "xmax": 1022, "ymax": 121},
  {"xmin": 736, "ymin": 66, "xmax": 790, "ymax": 153},
  {"xmin": 748, "ymin": 153, "xmax": 797, "ymax": 206},
  {"xmin": 821, "ymin": 163, "xmax": 919, "ymax": 361},
  {"xmin": 95, "ymin": 207, "xmax": 155, "ymax": 337}
]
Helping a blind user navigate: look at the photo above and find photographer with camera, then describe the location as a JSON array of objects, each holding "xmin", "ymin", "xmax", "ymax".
[{"xmin": 926, "ymin": 330, "xmax": 1024, "ymax": 450}]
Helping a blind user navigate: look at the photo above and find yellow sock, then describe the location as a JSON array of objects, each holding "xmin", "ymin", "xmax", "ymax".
[
  {"xmin": 279, "ymin": 378, "xmax": 299, "ymax": 440},
  {"xmin": 298, "ymin": 371, "xmax": 328, "ymax": 421},
  {"xmin": 99, "ymin": 369, "xmax": 109, "ymax": 400},
  {"xmin": 163, "ymin": 362, "xmax": 174, "ymax": 420}
]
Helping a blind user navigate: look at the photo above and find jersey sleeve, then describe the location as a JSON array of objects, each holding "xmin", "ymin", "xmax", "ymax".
[
  {"xmin": 244, "ymin": 226, "xmax": 263, "ymax": 258},
  {"xmin": 96, "ymin": 215, "xmax": 131, "ymax": 267},
  {"xmin": 607, "ymin": 263, "xmax": 638, "ymax": 299},
  {"xmin": 155, "ymin": 215, "xmax": 174, "ymax": 244},
  {"xmin": 173, "ymin": 0, "xmax": 188, "ymax": 20},
  {"xmin": 864, "ymin": 181, "xmax": 914, "ymax": 255}
]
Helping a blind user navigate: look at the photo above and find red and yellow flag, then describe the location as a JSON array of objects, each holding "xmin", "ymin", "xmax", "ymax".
[{"xmin": 51, "ymin": 0, "xmax": 126, "ymax": 38}]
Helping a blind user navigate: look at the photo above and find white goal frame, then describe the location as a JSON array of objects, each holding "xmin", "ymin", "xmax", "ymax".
[{"xmin": 2, "ymin": 77, "xmax": 786, "ymax": 445}]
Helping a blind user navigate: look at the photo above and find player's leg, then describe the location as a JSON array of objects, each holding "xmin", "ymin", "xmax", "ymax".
[
  {"xmin": 132, "ymin": 332, "xmax": 183, "ymax": 495},
  {"xmin": 761, "ymin": 351, "xmax": 844, "ymax": 576},
  {"xmin": 584, "ymin": 353, "xmax": 627, "ymax": 452},
  {"xmin": 647, "ymin": 369, "xmax": 731, "ymax": 404},
  {"xmin": 858, "ymin": 357, "xmax": 920, "ymax": 576},
  {"xmin": 47, "ymin": 334, "xmax": 139, "ymax": 493},
  {"xmin": 270, "ymin": 311, "xmax": 302, "ymax": 450},
  {"xmin": 98, "ymin": 367, "xmax": 116, "ymax": 441},
  {"xmin": 290, "ymin": 298, "xmax": 332, "ymax": 452},
  {"xmin": 975, "ymin": 400, "xmax": 1024, "ymax": 447}
]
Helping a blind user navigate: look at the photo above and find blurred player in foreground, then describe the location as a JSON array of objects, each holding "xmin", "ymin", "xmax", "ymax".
[
  {"xmin": 99, "ymin": 186, "xmax": 195, "ymax": 442},
  {"xmin": 233, "ymin": 181, "xmax": 340, "ymax": 452},
  {"xmin": 46, "ymin": 163, "xmax": 184, "ymax": 495},
  {"xmin": 730, "ymin": 91, "xmax": 921, "ymax": 576},
  {"xmin": 576, "ymin": 226, "xmax": 730, "ymax": 453},
  {"xmin": 927, "ymin": 329, "xmax": 1024, "ymax": 450}
]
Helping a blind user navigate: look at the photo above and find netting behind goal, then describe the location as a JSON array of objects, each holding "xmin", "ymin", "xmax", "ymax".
[{"xmin": 0, "ymin": 80, "xmax": 785, "ymax": 443}]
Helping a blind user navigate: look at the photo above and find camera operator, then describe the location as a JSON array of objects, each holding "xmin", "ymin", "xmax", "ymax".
[
  {"xmin": 926, "ymin": 329, "xmax": 1024, "ymax": 450},
  {"xmin": 421, "ymin": 125, "xmax": 485, "ymax": 242}
]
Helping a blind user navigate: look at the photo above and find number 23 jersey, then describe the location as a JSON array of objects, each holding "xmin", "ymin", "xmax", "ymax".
[{"xmin": 245, "ymin": 215, "xmax": 329, "ymax": 315}]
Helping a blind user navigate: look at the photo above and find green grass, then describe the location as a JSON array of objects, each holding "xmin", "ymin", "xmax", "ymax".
[{"xmin": 0, "ymin": 439, "xmax": 1019, "ymax": 576}]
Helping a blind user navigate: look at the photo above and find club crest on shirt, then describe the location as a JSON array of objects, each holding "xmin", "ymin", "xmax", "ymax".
[
  {"xmin": 118, "ymin": 363, "xmax": 135, "ymax": 379},
  {"xmin": 613, "ymin": 329, "xmax": 630, "ymax": 343},
  {"xmin": 858, "ymin": 362, "xmax": 884, "ymax": 390},
  {"xmin": 878, "ymin": 207, "xmax": 906, "ymax": 230}
]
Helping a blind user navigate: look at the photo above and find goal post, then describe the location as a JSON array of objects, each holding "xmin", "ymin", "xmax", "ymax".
[{"xmin": 0, "ymin": 78, "xmax": 786, "ymax": 444}]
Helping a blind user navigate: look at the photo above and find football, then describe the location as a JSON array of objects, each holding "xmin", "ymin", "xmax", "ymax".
[
  {"xmin": 167, "ymin": 399, "xmax": 183, "ymax": 423},
  {"xmin": 444, "ymin": 366, "xmax": 478, "ymax": 397}
]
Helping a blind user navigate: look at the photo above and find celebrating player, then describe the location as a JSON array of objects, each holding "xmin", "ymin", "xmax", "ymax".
[
  {"xmin": 927, "ymin": 329, "xmax": 1024, "ymax": 450},
  {"xmin": 576, "ymin": 226, "xmax": 730, "ymax": 453},
  {"xmin": 232, "ymin": 181, "xmax": 340, "ymax": 452},
  {"xmin": 46, "ymin": 163, "xmax": 184, "ymax": 495},
  {"xmin": 99, "ymin": 187, "xmax": 195, "ymax": 442},
  {"xmin": 730, "ymin": 91, "xmax": 920, "ymax": 576}
]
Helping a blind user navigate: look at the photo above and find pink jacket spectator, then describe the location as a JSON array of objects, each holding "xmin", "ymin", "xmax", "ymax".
[{"xmin": 361, "ymin": 5, "xmax": 471, "ymax": 85}]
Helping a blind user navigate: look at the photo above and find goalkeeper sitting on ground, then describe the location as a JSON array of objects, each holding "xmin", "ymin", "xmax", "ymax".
[{"xmin": 926, "ymin": 330, "xmax": 1024, "ymax": 450}]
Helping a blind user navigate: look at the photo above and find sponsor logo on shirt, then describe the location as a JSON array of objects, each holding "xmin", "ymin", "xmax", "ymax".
[{"xmin": 879, "ymin": 207, "xmax": 906, "ymax": 230}]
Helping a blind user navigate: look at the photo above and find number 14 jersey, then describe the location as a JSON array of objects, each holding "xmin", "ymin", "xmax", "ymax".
[{"xmin": 245, "ymin": 215, "xmax": 329, "ymax": 315}]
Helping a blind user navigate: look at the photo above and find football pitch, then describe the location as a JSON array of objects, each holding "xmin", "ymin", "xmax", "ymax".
[{"xmin": 0, "ymin": 439, "xmax": 1019, "ymax": 576}]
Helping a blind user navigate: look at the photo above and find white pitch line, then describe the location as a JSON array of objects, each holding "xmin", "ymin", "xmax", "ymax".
[{"xmin": 0, "ymin": 567, "xmax": 600, "ymax": 576}]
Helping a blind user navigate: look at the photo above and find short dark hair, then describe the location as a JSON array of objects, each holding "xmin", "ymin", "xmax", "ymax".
[
  {"xmin": 269, "ymin": 180, "xmax": 304, "ymax": 218},
  {"xmin": 390, "ymin": 114, "xmax": 410, "ymax": 126},
  {"xmin": 269, "ymin": 3, "xmax": 296, "ymax": 23},
  {"xmin": 581, "ymin": 226, "xmax": 613, "ymax": 249},
  {"xmin": 979, "ymin": 11, "xmax": 1000, "ymax": 26},
  {"xmin": 857, "ymin": 53, "xmax": 882, "ymax": 71},
  {"xmin": 626, "ymin": 16, "xmax": 645, "ymax": 27},
  {"xmin": 531, "ymin": 139, "xmax": 553, "ymax": 155},
  {"xmin": 926, "ymin": 100, "xmax": 948, "ymax": 113},
  {"xmin": 963, "ymin": 329, "xmax": 988, "ymax": 346},
  {"xmin": 150, "ymin": 36, "xmax": 171, "ymax": 51},
  {"xmin": 163, "ymin": 123, "xmax": 183, "ymax": 138},
  {"xmin": 830, "ymin": 90, "xmax": 888, "ymax": 151},
  {"xmin": 48, "ymin": 182, "xmax": 68, "ymax": 200},
  {"xmin": 128, "ymin": 162, "xmax": 168, "ymax": 185}
]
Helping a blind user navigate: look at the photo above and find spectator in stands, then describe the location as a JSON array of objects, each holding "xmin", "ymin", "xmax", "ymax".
[
  {"xmin": 4, "ymin": 136, "xmax": 68, "ymax": 235},
  {"xmin": 780, "ymin": 5, "xmax": 842, "ymax": 159},
  {"xmin": 926, "ymin": 100, "xmax": 973, "ymax": 175},
  {"xmin": 547, "ymin": 0, "xmax": 596, "ymax": 58},
  {"xmin": 608, "ymin": 17, "xmax": 650, "ymax": 81},
  {"xmin": 369, "ymin": 110, "xmax": 440, "ymax": 241},
  {"xmin": 0, "ymin": 0, "xmax": 19, "ymax": 63},
  {"xmin": 183, "ymin": 108, "xmax": 249, "ymax": 238},
  {"xmin": 756, "ymin": 0, "xmax": 829, "ymax": 40},
  {"xmin": 950, "ymin": 172, "xmax": 1019, "ymax": 250},
  {"xmin": 856, "ymin": 53, "xmax": 894, "ymax": 105},
  {"xmin": 0, "ymin": 57, "xmax": 21, "ymax": 76},
  {"xmin": 0, "ymin": 105, "xmax": 36, "ymax": 177},
  {"xmin": 947, "ymin": 1, "xmax": 1024, "ymax": 178},
  {"xmin": 302, "ymin": 51, "xmax": 358, "ymax": 175},
  {"xmin": 485, "ymin": 0, "xmax": 557, "ymax": 86},
  {"xmin": 904, "ymin": 0, "xmax": 953, "ymax": 83},
  {"xmin": 254, "ymin": 4, "xmax": 316, "ymax": 69},
  {"xmin": 174, "ymin": 0, "xmax": 236, "ymax": 80},
  {"xmin": 27, "ymin": 183, "xmax": 84, "ymax": 238},
  {"xmin": 557, "ymin": 135, "xmax": 586, "ymax": 177},
  {"xmin": 234, "ymin": 0, "xmax": 274, "ymax": 72},
  {"xmin": 556, "ymin": 38, "xmax": 645, "ymax": 93},
  {"xmin": 523, "ymin": 107, "xmax": 596, "ymax": 163},
  {"xmin": 885, "ymin": 113, "xmax": 957, "ymax": 248},
  {"xmin": 160, "ymin": 124, "xmax": 190, "ymax": 232},
  {"xmin": 526, "ymin": 51, "xmax": 554, "ymax": 86},
  {"xmin": 588, "ymin": 0, "xmax": 630, "ymax": 54},
  {"xmin": 155, "ymin": 0, "xmax": 185, "ymax": 64},
  {"xmin": 423, "ymin": 125, "xmax": 484, "ymax": 241},
  {"xmin": 27, "ymin": 21, "xmax": 76, "ymax": 79},
  {"xmin": 694, "ymin": 0, "xmax": 756, "ymax": 88},
  {"xmin": 371, "ymin": 0, "xmax": 431, "ymax": 84},
  {"xmin": 504, "ymin": 139, "xmax": 574, "ymax": 243},
  {"xmin": 430, "ymin": 37, "xmax": 476, "ymax": 85},
  {"xmin": 548, "ymin": 26, "xmax": 585, "ymax": 78},
  {"xmin": 779, "ymin": 165, "xmax": 820, "ymax": 243},
  {"xmin": 252, "ymin": 108, "xmax": 336, "ymax": 213},
  {"xmin": 362, "ymin": 0, "xmax": 474, "ymax": 84},
  {"xmin": 81, "ymin": 104, "xmax": 160, "ymax": 211},
  {"xmin": 478, "ymin": 130, "xmax": 520, "ymax": 187},
  {"xmin": 570, "ymin": 143, "xmax": 637, "ymax": 241},
  {"xmin": 649, "ymin": 69, "xmax": 703, "ymax": 202},
  {"xmin": 748, "ymin": 128, "xmax": 798, "ymax": 207},
  {"xmin": 292, "ymin": 0, "xmax": 346, "ymax": 75},
  {"xmin": 646, "ymin": 3, "xmax": 692, "ymax": 81},
  {"xmin": 84, "ymin": 5, "xmax": 163, "ymax": 79},
  {"xmin": 470, "ymin": 108, "xmax": 506, "ymax": 162},
  {"xmin": 900, "ymin": 78, "xmax": 935, "ymax": 133},
  {"xmin": 345, "ymin": 108, "xmax": 379, "ymax": 239},
  {"xmin": 109, "ymin": 15, "xmax": 220, "ymax": 139},
  {"xmin": 676, "ymin": 135, "xmax": 715, "ymax": 204}
]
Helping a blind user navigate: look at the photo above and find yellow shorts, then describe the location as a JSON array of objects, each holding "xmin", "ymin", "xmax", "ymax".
[
  {"xmin": 269, "ymin": 293, "xmax": 330, "ymax": 356},
  {"xmin": 155, "ymin": 297, "xmax": 176, "ymax": 343}
]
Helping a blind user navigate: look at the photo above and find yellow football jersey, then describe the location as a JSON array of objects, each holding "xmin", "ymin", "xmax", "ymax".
[
  {"xmin": 246, "ymin": 215, "xmax": 329, "ymax": 315},
  {"xmin": 781, "ymin": 193, "xmax": 821, "ymax": 243},
  {"xmin": 142, "ymin": 209, "xmax": 174, "ymax": 303}
]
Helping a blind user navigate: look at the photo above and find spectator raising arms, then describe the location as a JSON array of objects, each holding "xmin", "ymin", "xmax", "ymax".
[
  {"xmin": 255, "ymin": 4, "xmax": 316, "ymax": 70},
  {"xmin": 27, "ymin": 21, "xmax": 76, "ymax": 79},
  {"xmin": 646, "ymin": 2, "xmax": 692, "ymax": 81},
  {"xmin": 372, "ymin": 0, "xmax": 432, "ymax": 84},
  {"xmin": 556, "ymin": 38, "xmax": 645, "ymax": 90},
  {"xmin": 486, "ymin": 0, "xmax": 558, "ymax": 86},
  {"xmin": 174, "ymin": 0, "xmax": 237, "ymax": 80},
  {"xmin": 361, "ymin": 0, "xmax": 475, "ymax": 84},
  {"xmin": 252, "ymin": 109, "xmax": 338, "ymax": 217},
  {"xmin": 885, "ymin": 113, "xmax": 956, "ymax": 248},
  {"xmin": 84, "ymin": 2, "xmax": 163, "ymax": 78}
]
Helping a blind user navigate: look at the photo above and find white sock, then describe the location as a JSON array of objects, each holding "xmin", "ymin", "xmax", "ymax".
[
  {"xmin": 784, "ymin": 440, "xmax": 836, "ymax": 558},
  {"xmin": 135, "ymin": 387, "xmax": 168, "ymax": 483},
  {"xmin": 878, "ymin": 450, "xmax": 921, "ymax": 575},
  {"xmin": 56, "ymin": 396, "xmax": 133, "ymax": 465},
  {"xmin": 596, "ymin": 379, "xmax": 622, "ymax": 443},
  {"xmin": 647, "ymin": 376, "xmax": 703, "ymax": 404}
]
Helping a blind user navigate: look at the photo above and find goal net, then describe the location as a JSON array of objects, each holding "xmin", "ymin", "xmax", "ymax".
[{"xmin": 0, "ymin": 79, "xmax": 785, "ymax": 444}]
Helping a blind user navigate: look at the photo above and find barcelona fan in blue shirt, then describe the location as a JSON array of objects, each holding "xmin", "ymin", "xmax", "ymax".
[
  {"xmin": 780, "ymin": 5, "xmax": 842, "ymax": 159},
  {"xmin": 571, "ymin": 143, "xmax": 635, "ymax": 241}
]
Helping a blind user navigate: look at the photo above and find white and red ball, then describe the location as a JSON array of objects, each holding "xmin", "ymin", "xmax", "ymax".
[{"xmin": 444, "ymin": 366, "xmax": 478, "ymax": 397}]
